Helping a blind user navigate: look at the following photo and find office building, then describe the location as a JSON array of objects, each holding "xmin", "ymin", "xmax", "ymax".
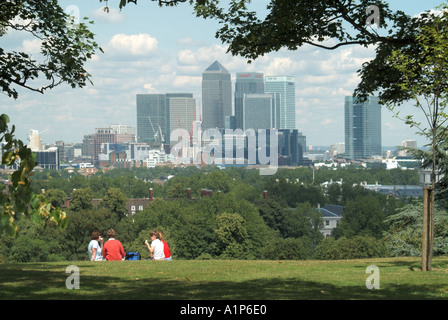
[
  {"xmin": 277, "ymin": 129, "xmax": 306, "ymax": 166},
  {"xmin": 399, "ymin": 140, "xmax": 417, "ymax": 157},
  {"xmin": 109, "ymin": 124, "xmax": 136, "ymax": 144},
  {"xmin": 136, "ymin": 94, "xmax": 167, "ymax": 144},
  {"xmin": 202, "ymin": 61, "xmax": 232, "ymax": 130},
  {"xmin": 243, "ymin": 93, "xmax": 279, "ymax": 130},
  {"xmin": 167, "ymin": 96, "xmax": 196, "ymax": 155},
  {"xmin": 265, "ymin": 76, "xmax": 296, "ymax": 130},
  {"xmin": 110, "ymin": 124, "xmax": 136, "ymax": 135},
  {"xmin": 93, "ymin": 128, "xmax": 116, "ymax": 162},
  {"xmin": 234, "ymin": 72, "xmax": 265, "ymax": 130},
  {"xmin": 28, "ymin": 129, "xmax": 42, "ymax": 151},
  {"xmin": 82, "ymin": 134, "xmax": 94, "ymax": 159},
  {"xmin": 331, "ymin": 142, "xmax": 345, "ymax": 157},
  {"xmin": 136, "ymin": 93, "xmax": 193, "ymax": 150},
  {"xmin": 345, "ymin": 96, "xmax": 382, "ymax": 160},
  {"xmin": 35, "ymin": 147, "xmax": 60, "ymax": 170},
  {"xmin": 166, "ymin": 94, "xmax": 195, "ymax": 144}
]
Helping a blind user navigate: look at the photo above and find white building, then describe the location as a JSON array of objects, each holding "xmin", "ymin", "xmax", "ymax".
[
  {"xmin": 28, "ymin": 129, "xmax": 42, "ymax": 151},
  {"xmin": 146, "ymin": 149, "xmax": 169, "ymax": 168},
  {"xmin": 399, "ymin": 140, "xmax": 417, "ymax": 157},
  {"xmin": 318, "ymin": 204, "xmax": 343, "ymax": 237}
]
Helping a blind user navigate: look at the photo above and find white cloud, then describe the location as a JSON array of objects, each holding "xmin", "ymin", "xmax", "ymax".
[
  {"xmin": 177, "ymin": 49, "xmax": 197, "ymax": 65},
  {"xmin": 177, "ymin": 37, "xmax": 206, "ymax": 47},
  {"xmin": 264, "ymin": 57, "xmax": 296, "ymax": 76},
  {"xmin": 143, "ymin": 83, "xmax": 159, "ymax": 94},
  {"xmin": 91, "ymin": 7, "xmax": 126, "ymax": 23},
  {"xmin": 107, "ymin": 33, "xmax": 159, "ymax": 56},
  {"xmin": 21, "ymin": 39, "xmax": 41, "ymax": 54},
  {"xmin": 173, "ymin": 75, "xmax": 201, "ymax": 88}
]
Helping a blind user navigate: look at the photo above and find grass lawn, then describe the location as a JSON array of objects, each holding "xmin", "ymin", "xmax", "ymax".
[{"xmin": 0, "ymin": 256, "xmax": 447, "ymax": 300}]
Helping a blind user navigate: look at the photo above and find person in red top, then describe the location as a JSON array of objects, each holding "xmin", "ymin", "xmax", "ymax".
[
  {"xmin": 157, "ymin": 231, "xmax": 172, "ymax": 260},
  {"xmin": 102, "ymin": 229, "xmax": 125, "ymax": 261}
]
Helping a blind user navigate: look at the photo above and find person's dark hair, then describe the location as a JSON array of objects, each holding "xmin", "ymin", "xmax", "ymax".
[
  {"xmin": 90, "ymin": 230, "xmax": 101, "ymax": 240},
  {"xmin": 150, "ymin": 231, "xmax": 160, "ymax": 239},
  {"xmin": 107, "ymin": 229, "xmax": 116, "ymax": 238}
]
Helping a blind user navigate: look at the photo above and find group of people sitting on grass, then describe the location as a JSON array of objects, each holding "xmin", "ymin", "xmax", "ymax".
[{"xmin": 88, "ymin": 229, "xmax": 171, "ymax": 261}]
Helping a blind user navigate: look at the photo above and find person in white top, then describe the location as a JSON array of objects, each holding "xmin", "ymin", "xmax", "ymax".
[
  {"xmin": 145, "ymin": 231, "xmax": 165, "ymax": 260},
  {"xmin": 88, "ymin": 230, "xmax": 104, "ymax": 261}
]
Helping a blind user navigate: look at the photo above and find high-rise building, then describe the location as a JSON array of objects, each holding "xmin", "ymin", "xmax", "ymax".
[
  {"xmin": 202, "ymin": 61, "xmax": 232, "ymax": 130},
  {"xmin": 136, "ymin": 93, "xmax": 193, "ymax": 149},
  {"xmin": 55, "ymin": 140, "xmax": 65, "ymax": 162},
  {"xmin": 234, "ymin": 72, "xmax": 265, "ymax": 130},
  {"xmin": 136, "ymin": 94, "xmax": 166, "ymax": 144},
  {"xmin": 82, "ymin": 134, "xmax": 94, "ymax": 159},
  {"xmin": 277, "ymin": 129, "xmax": 306, "ymax": 166},
  {"xmin": 167, "ymin": 96, "xmax": 196, "ymax": 142},
  {"xmin": 243, "ymin": 93, "xmax": 279, "ymax": 130},
  {"xmin": 166, "ymin": 93, "xmax": 194, "ymax": 144},
  {"xmin": 93, "ymin": 128, "xmax": 116, "ymax": 161},
  {"xmin": 345, "ymin": 96, "xmax": 382, "ymax": 160},
  {"xmin": 265, "ymin": 76, "xmax": 296, "ymax": 129},
  {"xmin": 28, "ymin": 129, "xmax": 42, "ymax": 151}
]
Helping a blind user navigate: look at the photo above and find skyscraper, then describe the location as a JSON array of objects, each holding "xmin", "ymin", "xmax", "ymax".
[
  {"xmin": 243, "ymin": 93, "xmax": 279, "ymax": 130},
  {"xmin": 202, "ymin": 61, "xmax": 232, "ymax": 130},
  {"xmin": 28, "ymin": 129, "xmax": 42, "ymax": 151},
  {"xmin": 165, "ymin": 93, "xmax": 194, "ymax": 141},
  {"xmin": 136, "ymin": 93, "xmax": 193, "ymax": 148},
  {"xmin": 167, "ymin": 96, "xmax": 196, "ymax": 141},
  {"xmin": 234, "ymin": 72, "xmax": 265, "ymax": 130},
  {"xmin": 265, "ymin": 76, "xmax": 296, "ymax": 129},
  {"xmin": 345, "ymin": 96, "xmax": 382, "ymax": 160},
  {"xmin": 136, "ymin": 94, "xmax": 166, "ymax": 144}
]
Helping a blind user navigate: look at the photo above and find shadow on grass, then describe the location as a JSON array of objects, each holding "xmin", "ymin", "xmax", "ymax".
[{"xmin": 0, "ymin": 262, "xmax": 446, "ymax": 300}]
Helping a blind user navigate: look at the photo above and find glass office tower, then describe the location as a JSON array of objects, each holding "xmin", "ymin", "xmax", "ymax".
[
  {"xmin": 243, "ymin": 93, "xmax": 279, "ymax": 130},
  {"xmin": 167, "ymin": 96, "xmax": 196, "ymax": 139},
  {"xmin": 202, "ymin": 61, "xmax": 232, "ymax": 130},
  {"xmin": 234, "ymin": 72, "xmax": 265, "ymax": 130},
  {"xmin": 136, "ymin": 94, "xmax": 166, "ymax": 144},
  {"xmin": 265, "ymin": 76, "xmax": 296, "ymax": 129},
  {"xmin": 136, "ymin": 93, "xmax": 193, "ymax": 148},
  {"xmin": 345, "ymin": 96, "xmax": 382, "ymax": 160}
]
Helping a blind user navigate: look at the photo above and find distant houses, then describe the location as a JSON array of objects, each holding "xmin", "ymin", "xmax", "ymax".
[{"xmin": 317, "ymin": 204, "xmax": 343, "ymax": 237}]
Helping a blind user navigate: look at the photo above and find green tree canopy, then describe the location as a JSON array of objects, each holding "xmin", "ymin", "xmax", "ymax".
[
  {"xmin": 69, "ymin": 188, "xmax": 94, "ymax": 212},
  {"xmin": 0, "ymin": 0, "xmax": 101, "ymax": 98},
  {"xmin": 383, "ymin": 203, "xmax": 448, "ymax": 257},
  {"xmin": 214, "ymin": 212, "xmax": 250, "ymax": 259},
  {"xmin": 0, "ymin": 0, "xmax": 101, "ymax": 236},
  {"xmin": 333, "ymin": 195, "xmax": 387, "ymax": 239},
  {"xmin": 100, "ymin": 187, "xmax": 129, "ymax": 220}
]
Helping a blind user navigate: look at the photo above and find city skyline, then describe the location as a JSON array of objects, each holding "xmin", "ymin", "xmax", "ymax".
[{"xmin": 1, "ymin": 1, "xmax": 441, "ymax": 147}]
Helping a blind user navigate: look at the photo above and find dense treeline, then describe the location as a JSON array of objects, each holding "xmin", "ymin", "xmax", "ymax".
[{"xmin": 1, "ymin": 166, "xmax": 447, "ymax": 262}]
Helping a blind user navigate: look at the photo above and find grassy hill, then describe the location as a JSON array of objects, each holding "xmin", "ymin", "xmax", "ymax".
[{"xmin": 1, "ymin": 256, "xmax": 447, "ymax": 301}]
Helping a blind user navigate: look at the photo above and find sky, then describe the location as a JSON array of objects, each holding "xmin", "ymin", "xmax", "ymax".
[{"xmin": 1, "ymin": 0, "xmax": 444, "ymax": 149}]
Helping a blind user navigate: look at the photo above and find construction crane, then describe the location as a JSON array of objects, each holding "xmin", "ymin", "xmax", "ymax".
[
  {"xmin": 157, "ymin": 125, "xmax": 164, "ymax": 150},
  {"xmin": 158, "ymin": 125, "xmax": 164, "ymax": 142},
  {"xmin": 147, "ymin": 116, "xmax": 158, "ymax": 144},
  {"xmin": 178, "ymin": 115, "xmax": 186, "ymax": 159}
]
